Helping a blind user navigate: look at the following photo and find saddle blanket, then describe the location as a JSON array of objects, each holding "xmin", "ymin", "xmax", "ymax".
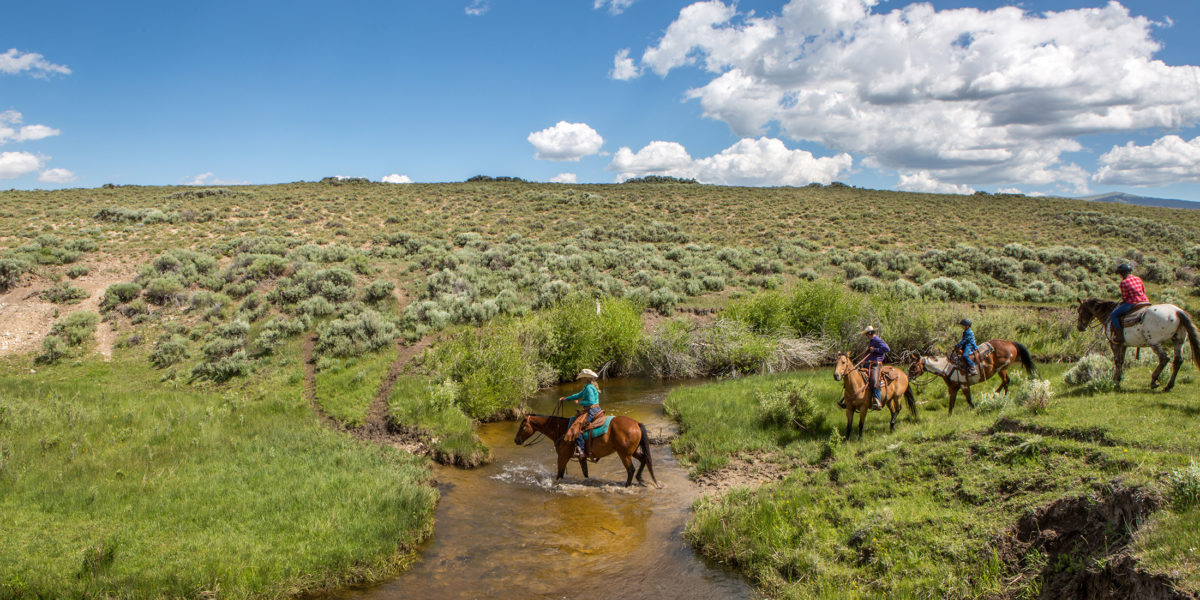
[
  {"xmin": 581, "ymin": 416, "xmax": 615, "ymax": 440},
  {"xmin": 1113, "ymin": 303, "xmax": 1151, "ymax": 327}
]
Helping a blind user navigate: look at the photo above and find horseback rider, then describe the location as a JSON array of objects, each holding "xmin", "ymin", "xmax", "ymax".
[
  {"xmin": 954, "ymin": 318, "xmax": 978, "ymax": 375},
  {"xmin": 859, "ymin": 326, "xmax": 889, "ymax": 410},
  {"xmin": 1111, "ymin": 263, "xmax": 1148, "ymax": 343},
  {"xmin": 558, "ymin": 368, "xmax": 601, "ymax": 459}
]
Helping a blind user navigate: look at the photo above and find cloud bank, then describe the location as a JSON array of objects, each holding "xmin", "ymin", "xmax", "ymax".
[
  {"xmin": 0, "ymin": 48, "xmax": 71, "ymax": 78},
  {"xmin": 609, "ymin": 136, "xmax": 851, "ymax": 185},
  {"xmin": 1094, "ymin": 135, "xmax": 1200, "ymax": 186},
  {"xmin": 622, "ymin": 0, "xmax": 1200, "ymax": 191}
]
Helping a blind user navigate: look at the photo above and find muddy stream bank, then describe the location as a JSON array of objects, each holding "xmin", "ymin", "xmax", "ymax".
[{"xmin": 322, "ymin": 378, "xmax": 754, "ymax": 600}]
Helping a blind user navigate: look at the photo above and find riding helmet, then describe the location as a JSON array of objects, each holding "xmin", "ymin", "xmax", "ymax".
[
  {"xmin": 959, "ymin": 318, "xmax": 972, "ymax": 327},
  {"xmin": 1116, "ymin": 263, "xmax": 1133, "ymax": 275}
]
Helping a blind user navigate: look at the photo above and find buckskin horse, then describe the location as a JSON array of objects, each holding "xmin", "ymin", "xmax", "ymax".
[
  {"xmin": 1076, "ymin": 298, "xmax": 1200, "ymax": 390},
  {"xmin": 513, "ymin": 414, "xmax": 657, "ymax": 487},
  {"xmin": 833, "ymin": 352, "xmax": 917, "ymax": 439},
  {"xmin": 907, "ymin": 339, "xmax": 1036, "ymax": 415}
]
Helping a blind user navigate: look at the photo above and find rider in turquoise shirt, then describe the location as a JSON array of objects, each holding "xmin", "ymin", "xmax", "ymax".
[{"xmin": 560, "ymin": 369, "xmax": 601, "ymax": 458}]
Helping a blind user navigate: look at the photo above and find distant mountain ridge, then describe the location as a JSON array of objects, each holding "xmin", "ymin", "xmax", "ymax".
[{"xmin": 1080, "ymin": 191, "xmax": 1200, "ymax": 210}]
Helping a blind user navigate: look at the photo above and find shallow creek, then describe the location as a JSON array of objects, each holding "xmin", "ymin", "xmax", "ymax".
[{"xmin": 326, "ymin": 378, "xmax": 754, "ymax": 600}]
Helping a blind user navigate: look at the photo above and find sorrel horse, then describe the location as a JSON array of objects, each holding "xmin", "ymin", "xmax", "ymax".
[
  {"xmin": 513, "ymin": 414, "xmax": 657, "ymax": 487},
  {"xmin": 1076, "ymin": 298, "xmax": 1200, "ymax": 390},
  {"xmin": 907, "ymin": 339, "xmax": 1036, "ymax": 415},
  {"xmin": 833, "ymin": 353, "xmax": 917, "ymax": 439}
]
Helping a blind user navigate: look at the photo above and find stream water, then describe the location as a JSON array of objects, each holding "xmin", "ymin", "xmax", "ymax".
[{"xmin": 325, "ymin": 378, "xmax": 754, "ymax": 600}]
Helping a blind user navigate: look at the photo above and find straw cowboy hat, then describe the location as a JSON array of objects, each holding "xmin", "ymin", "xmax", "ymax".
[
  {"xmin": 860, "ymin": 326, "xmax": 877, "ymax": 336},
  {"xmin": 576, "ymin": 369, "xmax": 599, "ymax": 380}
]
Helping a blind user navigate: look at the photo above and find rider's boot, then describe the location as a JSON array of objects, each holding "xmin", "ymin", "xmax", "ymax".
[
  {"xmin": 837, "ymin": 397, "xmax": 846, "ymax": 409},
  {"xmin": 871, "ymin": 388, "xmax": 882, "ymax": 410},
  {"xmin": 1112, "ymin": 325, "xmax": 1124, "ymax": 345}
]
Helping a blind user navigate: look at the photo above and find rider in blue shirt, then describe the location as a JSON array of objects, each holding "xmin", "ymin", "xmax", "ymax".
[
  {"xmin": 861, "ymin": 326, "xmax": 889, "ymax": 410},
  {"xmin": 955, "ymin": 318, "xmax": 978, "ymax": 375},
  {"xmin": 559, "ymin": 368, "xmax": 601, "ymax": 458}
]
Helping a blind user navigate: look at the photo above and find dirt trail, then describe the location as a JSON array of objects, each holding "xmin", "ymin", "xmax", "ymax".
[
  {"xmin": 692, "ymin": 453, "xmax": 807, "ymax": 496},
  {"xmin": 0, "ymin": 262, "xmax": 135, "ymax": 359}
]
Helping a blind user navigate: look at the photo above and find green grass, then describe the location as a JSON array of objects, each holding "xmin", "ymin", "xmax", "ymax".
[
  {"xmin": 0, "ymin": 342, "xmax": 437, "ymax": 599},
  {"xmin": 666, "ymin": 363, "xmax": 1200, "ymax": 598},
  {"xmin": 387, "ymin": 376, "xmax": 491, "ymax": 467},
  {"xmin": 313, "ymin": 346, "xmax": 398, "ymax": 428}
]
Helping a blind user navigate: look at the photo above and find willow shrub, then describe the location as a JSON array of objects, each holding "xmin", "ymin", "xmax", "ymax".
[
  {"xmin": 429, "ymin": 317, "xmax": 550, "ymax": 419},
  {"xmin": 546, "ymin": 295, "xmax": 645, "ymax": 380}
]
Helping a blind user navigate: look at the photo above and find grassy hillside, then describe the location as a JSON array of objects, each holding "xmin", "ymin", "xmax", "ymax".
[{"xmin": 1, "ymin": 180, "xmax": 1198, "ymax": 597}]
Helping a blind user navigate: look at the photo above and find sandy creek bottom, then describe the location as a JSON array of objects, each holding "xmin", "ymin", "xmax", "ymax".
[{"xmin": 324, "ymin": 378, "xmax": 754, "ymax": 600}]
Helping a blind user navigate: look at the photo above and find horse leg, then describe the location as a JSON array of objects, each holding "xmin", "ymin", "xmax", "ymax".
[
  {"xmin": 580, "ymin": 457, "xmax": 589, "ymax": 479},
  {"xmin": 556, "ymin": 448, "xmax": 570, "ymax": 480},
  {"xmin": 621, "ymin": 452, "xmax": 635, "ymax": 487},
  {"xmin": 963, "ymin": 386, "xmax": 975, "ymax": 409},
  {"xmin": 1149, "ymin": 343, "xmax": 1169, "ymax": 389},
  {"xmin": 845, "ymin": 404, "xmax": 854, "ymax": 439},
  {"xmin": 888, "ymin": 402, "xmax": 898, "ymax": 431},
  {"xmin": 1165, "ymin": 337, "xmax": 1185, "ymax": 392},
  {"xmin": 1112, "ymin": 344, "xmax": 1127, "ymax": 389},
  {"xmin": 948, "ymin": 385, "xmax": 958, "ymax": 416},
  {"xmin": 995, "ymin": 368, "xmax": 1009, "ymax": 395},
  {"xmin": 857, "ymin": 407, "xmax": 866, "ymax": 439}
]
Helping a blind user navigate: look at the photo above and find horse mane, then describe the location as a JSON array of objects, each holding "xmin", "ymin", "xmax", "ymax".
[{"xmin": 1083, "ymin": 297, "xmax": 1117, "ymax": 314}]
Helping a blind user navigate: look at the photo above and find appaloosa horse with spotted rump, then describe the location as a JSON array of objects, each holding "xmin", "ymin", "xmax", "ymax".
[{"xmin": 1076, "ymin": 298, "xmax": 1200, "ymax": 390}]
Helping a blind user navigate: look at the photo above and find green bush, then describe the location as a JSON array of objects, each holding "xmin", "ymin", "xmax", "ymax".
[
  {"xmin": 756, "ymin": 380, "xmax": 824, "ymax": 432},
  {"xmin": 429, "ymin": 318, "xmax": 547, "ymax": 419},
  {"xmin": 36, "ymin": 335, "xmax": 69, "ymax": 364},
  {"xmin": 1011, "ymin": 378, "xmax": 1054, "ymax": 414},
  {"xmin": 39, "ymin": 281, "xmax": 89, "ymax": 304},
  {"xmin": 724, "ymin": 291, "xmax": 788, "ymax": 335},
  {"xmin": 149, "ymin": 335, "xmax": 189, "ymax": 368},
  {"xmin": 1166, "ymin": 459, "xmax": 1200, "ymax": 512},
  {"xmin": 546, "ymin": 296, "xmax": 645, "ymax": 380},
  {"xmin": 143, "ymin": 276, "xmax": 184, "ymax": 305},
  {"xmin": 315, "ymin": 309, "xmax": 399, "ymax": 358},
  {"xmin": 364, "ymin": 279, "xmax": 395, "ymax": 303},
  {"xmin": 101, "ymin": 282, "xmax": 142, "ymax": 310},
  {"xmin": 848, "ymin": 275, "xmax": 882, "ymax": 294},
  {"xmin": 0, "ymin": 257, "xmax": 29, "ymax": 291},
  {"xmin": 1063, "ymin": 354, "xmax": 1115, "ymax": 388},
  {"xmin": 51, "ymin": 312, "xmax": 99, "ymax": 346},
  {"xmin": 66, "ymin": 265, "xmax": 90, "ymax": 279}
]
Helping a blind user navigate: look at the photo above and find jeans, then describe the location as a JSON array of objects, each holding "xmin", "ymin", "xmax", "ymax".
[
  {"xmin": 574, "ymin": 406, "xmax": 602, "ymax": 455},
  {"xmin": 868, "ymin": 362, "xmax": 882, "ymax": 400},
  {"xmin": 1110, "ymin": 303, "xmax": 1136, "ymax": 334},
  {"xmin": 959, "ymin": 348, "xmax": 975, "ymax": 370}
]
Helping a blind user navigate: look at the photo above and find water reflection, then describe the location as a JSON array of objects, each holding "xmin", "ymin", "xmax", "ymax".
[{"xmin": 324, "ymin": 378, "xmax": 753, "ymax": 600}]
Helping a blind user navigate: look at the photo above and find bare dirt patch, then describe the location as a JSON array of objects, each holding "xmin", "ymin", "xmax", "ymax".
[
  {"xmin": 692, "ymin": 452, "xmax": 803, "ymax": 496},
  {"xmin": 995, "ymin": 484, "xmax": 1196, "ymax": 600},
  {"xmin": 0, "ymin": 261, "xmax": 136, "ymax": 359}
]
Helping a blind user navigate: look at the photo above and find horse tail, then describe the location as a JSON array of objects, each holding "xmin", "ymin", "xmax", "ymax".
[
  {"xmin": 903, "ymin": 385, "xmax": 918, "ymax": 420},
  {"xmin": 1177, "ymin": 310, "xmax": 1200, "ymax": 370},
  {"xmin": 1014, "ymin": 342, "xmax": 1038, "ymax": 377},
  {"xmin": 638, "ymin": 422, "xmax": 658, "ymax": 487}
]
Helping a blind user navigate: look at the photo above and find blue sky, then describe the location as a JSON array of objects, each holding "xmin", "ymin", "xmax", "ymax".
[{"xmin": 2, "ymin": 0, "xmax": 1198, "ymax": 200}]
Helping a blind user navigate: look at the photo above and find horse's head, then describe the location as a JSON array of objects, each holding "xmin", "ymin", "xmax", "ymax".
[
  {"xmin": 907, "ymin": 356, "xmax": 925, "ymax": 379},
  {"xmin": 514, "ymin": 415, "xmax": 536, "ymax": 445},
  {"xmin": 833, "ymin": 352, "xmax": 851, "ymax": 381},
  {"xmin": 1076, "ymin": 298, "xmax": 1095, "ymax": 332}
]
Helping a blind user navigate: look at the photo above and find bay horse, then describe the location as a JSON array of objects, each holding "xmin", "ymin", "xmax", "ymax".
[
  {"xmin": 513, "ymin": 414, "xmax": 657, "ymax": 487},
  {"xmin": 1076, "ymin": 298, "xmax": 1200, "ymax": 390},
  {"xmin": 907, "ymin": 339, "xmax": 1036, "ymax": 415},
  {"xmin": 833, "ymin": 353, "xmax": 917, "ymax": 439}
]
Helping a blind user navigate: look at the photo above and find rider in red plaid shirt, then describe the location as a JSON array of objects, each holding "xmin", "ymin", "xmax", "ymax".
[{"xmin": 1111, "ymin": 263, "xmax": 1148, "ymax": 342}]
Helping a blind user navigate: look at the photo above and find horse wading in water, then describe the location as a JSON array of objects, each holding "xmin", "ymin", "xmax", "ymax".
[
  {"xmin": 1076, "ymin": 298, "xmax": 1200, "ymax": 390},
  {"xmin": 833, "ymin": 352, "xmax": 917, "ymax": 439},
  {"xmin": 513, "ymin": 414, "xmax": 657, "ymax": 487},
  {"xmin": 908, "ymin": 339, "xmax": 1037, "ymax": 415}
]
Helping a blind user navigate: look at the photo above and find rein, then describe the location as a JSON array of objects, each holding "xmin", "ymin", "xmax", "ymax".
[{"xmin": 520, "ymin": 405, "xmax": 568, "ymax": 448}]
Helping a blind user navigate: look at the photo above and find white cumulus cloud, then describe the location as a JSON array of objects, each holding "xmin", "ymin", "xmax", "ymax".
[
  {"xmin": 550, "ymin": 172, "xmax": 578, "ymax": 183},
  {"xmin": 38, "ymin": 168, "xmax": 76, "ymax": 184},
  {"xmin": 609, "ymin": 137, "xmax": 851, "ymax": 185},
  {"xmin": 528, "ymin": 121, "xmax": 605, "ymax": 161},
  {"xmin": 0, "ymin": 49, "xmax": 70, "ymax": 78},
  {"xmin": 465, "ymin": 0, "xmax": 489, "ymax": 16},
  {"xmin": 382, "ymin": 173, "xmax": 414, "ymax": 184},
  {"xmin": 182, "ymin": 172, "xmax": 248, "ymax": 185},
  {"xmin": 897, "ymin": 171, "xmax": 975, "ymax": 195},
  {"xmin": 595, "ymin": 0, "xmax": 637, "ymax": 15},
  {"xmin": 0, "ymin": 111, "xmax": 60, "ymax": 145},
  {"xmin": 610, "ymin": 48, "xmax": 640, "ymax": 80},
  {"xmin": 1094, "ymin": 135, "xmax": 1200, "ymax": 186},
  {"xmin": 630, "ymin": 0, "xmax": 1200, "ymax": 191},
  {"xmin": 0, "ymin": 151, "xmax": 44, "ymax": 179}
]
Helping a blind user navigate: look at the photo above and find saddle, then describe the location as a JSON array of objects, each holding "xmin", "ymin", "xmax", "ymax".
[
  {"xmin": 856, "ymin": 365, "xmax": 900, "ymax": 403},
  {"xmin": 1112, "ymin": 303, "xmax": 1151, "ymax": 327},
  {"xmin": 950, "ymin": 342, "xmax": 994, "ymax": 373},
  {"xmin": 564, "ymin": 409, "xmax": 607, "ymax": 443}
]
